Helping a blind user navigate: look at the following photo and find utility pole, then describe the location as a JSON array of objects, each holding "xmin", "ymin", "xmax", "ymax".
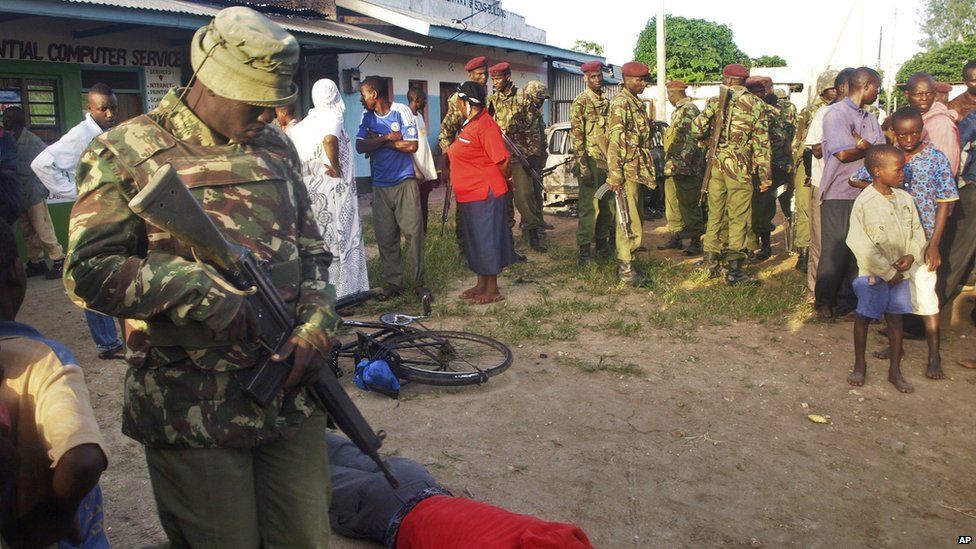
[{"xmin": 656, "ymin": 0, "xmax": 666, "ymax": 121}]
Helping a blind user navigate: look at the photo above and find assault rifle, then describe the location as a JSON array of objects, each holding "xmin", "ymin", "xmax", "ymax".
[
  {"xmin": 500, "ymin": 132, "xmax": 547, "ymax": 205},
  {"xmin": 129, "ymin": 164, "xmax": 398, "ymax": 488},
  {"xmin": 700, "ymin": 85, "xmax": 732, "ymax": 205},
  {"xmin": 594, "ymin": 182, "xmax": 637, "ymax": 239}
]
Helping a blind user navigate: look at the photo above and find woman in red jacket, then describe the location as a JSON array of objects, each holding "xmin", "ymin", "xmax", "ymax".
[{"xmin": 448, "ymin": 81, "xmax": 518, "ymax": 304}]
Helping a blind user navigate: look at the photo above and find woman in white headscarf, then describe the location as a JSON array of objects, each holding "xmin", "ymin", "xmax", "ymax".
[{"xmin": 290, "ymin": 79, "xmax": 369, "ymax": 297}]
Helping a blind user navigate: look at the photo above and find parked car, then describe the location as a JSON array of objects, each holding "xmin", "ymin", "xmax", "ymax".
[{"xmin": 541, "ymin": 121, "xmax": 668, "ymax": 213}]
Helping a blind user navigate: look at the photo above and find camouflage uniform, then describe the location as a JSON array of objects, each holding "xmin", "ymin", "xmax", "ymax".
[
  {"xmin": 489, "ymin": 85, "xmax": 541, "ymax": 232},
  {"xmin": 791, "ymin": 97, "xmax": 824, "ymax": 250},
  {"xmin": 663, "ymin": 97, "xmax": 704, "ymax": 240},
  {"xmin": 692, "ymin": 86, "xmax": 771, "ymax": 262},
  {"xmin": 522, "ymin": 80, "xmax": 549, "ymax": 229},
  {"xmin": 752, "ymin": 98, "xmax": 795, "ymax": 240},
  {"xmin": 570, "ymin": 87, "xmax": 614, "ymax": 254},
  {"xmin": 607, "ymin": 87, "xmax": 656, "ymax": 263},
  {"xmin": 65, "ymin": 88, "xmax": 341, "ymax": 449},
  {"xmin": 438, "ymin": 92, "xmax": 469, "ymax": 256}
]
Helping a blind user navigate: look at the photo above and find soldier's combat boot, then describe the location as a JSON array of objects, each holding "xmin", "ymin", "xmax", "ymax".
[
  {"xmin": 529, "ymin": 229, "xmax": 548, "ymax": 252},
  {"xmin": 702, "ymin": 252, "xmax": 723, "ymax": 279},
  {"xmin": 795, "ymin": 247, "xmax": 809, "ymax": 274},
  {"xmin": 683, "ymin": 237, "xmax": 703, "ymax": 256},
  {"xmin": 657, "ymin": 233, "xmax": 683, "ymax": 251},
  {"xmin": 578, "ymin": 244, "xmax": 591, "ymax": 266},
  {"xmin": 595, "ymin": 237, "xmax": 613, "ymax": 259},
  {"xmin": 756, "ymin": 232, "xmax": 772, "ymax": 260},
  {"xmin": 25, "ymin": 260, "xmax": 48, "ymax": 278},
  {"xmin": 726, "ymin": 258, "xmax": 760, "ymax": 286},
  {"xmin": 617, "ymin": 260, "xmax": 648, "ymax": 287},
  {"xmin": 45, "ymin": 259, "xmax": 64, "ymax": 280}
]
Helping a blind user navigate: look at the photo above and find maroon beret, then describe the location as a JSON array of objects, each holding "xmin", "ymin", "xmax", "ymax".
[
  {"xmin": 936, "ymin": 81, "xmax": 953, "ymax": 93},
  {"xmin": 621, "ymin": 61, "xmax": 649, "ymax": 78},
  {"xmin": 489, "ymin": 62, "xmax": 511, "ymax": 75},
  {"xmin": 464, "ymin": 56, "xmax": 488, "ymax": 72},
  {"xmin": 723, "ymin": 63, "xmax": 749, "ymax": 78},
  {"xmin": 744, "ymin": 76, "xmax": 764, "ymax": 88},
  {"xmin": 758, "ymin": 75, "xmax": 773, "ymax": 85},
  {"xmin": 665, "ymin": 80, "xmax": 688, "ymax": 90},
  {"xmin": 580, "ymin": 60, "xmax": 604, "ymax": 74}
]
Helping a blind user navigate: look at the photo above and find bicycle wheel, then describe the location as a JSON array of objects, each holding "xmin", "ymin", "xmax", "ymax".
[{"xmin": 382, "ymin": 331, "xmax": 512, "ymax": 386}]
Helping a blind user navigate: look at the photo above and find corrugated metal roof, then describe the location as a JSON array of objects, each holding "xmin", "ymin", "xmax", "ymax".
[{"xmin": 59, "ymin": 0, "xmax": 423, "ymax": 47}]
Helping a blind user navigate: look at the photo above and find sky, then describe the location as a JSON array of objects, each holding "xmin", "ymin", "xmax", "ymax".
[{"xmin": 507, "ymin": 0, "xmax": 924, "ymax": 82}]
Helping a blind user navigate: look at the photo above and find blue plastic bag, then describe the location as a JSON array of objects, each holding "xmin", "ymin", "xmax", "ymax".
[{"xmin": 354, "ymin": 358, "xmax": 401, "ymax": 398}]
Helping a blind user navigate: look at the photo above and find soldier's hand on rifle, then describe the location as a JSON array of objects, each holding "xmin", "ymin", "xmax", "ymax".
[
  {"xmin": 272, "ymin": 334, "xmax": 327, "ymax": 388},
  {"xmin": 215, "ymin": 300, "xmax": 260, "ymax": 343}
]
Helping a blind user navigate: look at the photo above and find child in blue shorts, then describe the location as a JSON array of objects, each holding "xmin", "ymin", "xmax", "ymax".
[{"xmin": 845, "ymin": 145, "xmax": 927, "ymax": 393}]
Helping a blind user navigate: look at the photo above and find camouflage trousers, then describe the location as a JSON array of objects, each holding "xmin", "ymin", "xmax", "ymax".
[
  {"xmin": 146, "ymin": 411, "xmax": 331, "ymax": 548},
  {"xmin": 612, "ymin": 179, "xmax": 644, "ymax": 262},
  {"xmin": 576, "ymin": 163, "xmax": 614, "ymax": 248},
  {"xmin": 793, "ymin": 163, "xmax": 811, "ymax": 249},
  {"xmin": 664, "ymin": 174, "xmax": 705, "ymax": 238},
  {"xmin": 508, "ymin": 163, "xmax": 542, "ymax": 232},
  {"xmin": 703, "ymin": 170, "xmax": 753, "ymax": 261}
]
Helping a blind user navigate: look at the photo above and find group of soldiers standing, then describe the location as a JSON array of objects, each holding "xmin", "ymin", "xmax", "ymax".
[{"xmin": 569, "ymin": 60, "xmax": 807, "ymax": 286}]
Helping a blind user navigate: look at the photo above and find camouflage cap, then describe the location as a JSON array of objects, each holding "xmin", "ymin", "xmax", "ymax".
[
  {"xmin": 816, "ymin": 69, "xmax": 839, "ymax": 96},
  {"xmin": 525, "ymin": 80, "xmax": 550, "ymax": 100},
  {"xmin": 191, "ymin": 6, "xmax": 299, "ymax": 107},
  {"xmin": 773, "ymin": 88, "xmax": 788, "ymax": 99}
]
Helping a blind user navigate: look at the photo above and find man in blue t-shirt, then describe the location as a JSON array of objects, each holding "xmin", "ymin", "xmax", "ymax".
[{"xmin": 356, "ymin": 76, "xmax": 430, "ymax": 301}]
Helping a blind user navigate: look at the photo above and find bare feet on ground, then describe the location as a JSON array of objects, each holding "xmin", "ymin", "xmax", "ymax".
[
  {"xmin": 467, "ymin": 292, "xmax": 505, "ymax": 305},
  {"xmin": 847, "ymin": 368, "xmax": 866, "ymax": 387},
  {"xmin": 460, "ymin": 286, "xmax": 481, "ymax": 299},
  {"xmin": 888, "ymin": 372, "xmax": 915, "ymax": 393},
  {"xmin": 925, "ymin": 357, "xmax": 945, "ymax": 380}
]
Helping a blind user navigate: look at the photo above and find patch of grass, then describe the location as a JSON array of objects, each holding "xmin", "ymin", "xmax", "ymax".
[
  {"xmin": 555, "ymin": 354, "xmax": 644, "ymax": 377},
  {"xmin": 605, "ymin": 318, "xmax": 643, "ymax": 337}
]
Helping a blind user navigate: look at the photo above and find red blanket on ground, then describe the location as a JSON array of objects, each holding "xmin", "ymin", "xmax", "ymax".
[{"xmin": 396, "ymin": 495, "xmax": 593, "ymax": 548}]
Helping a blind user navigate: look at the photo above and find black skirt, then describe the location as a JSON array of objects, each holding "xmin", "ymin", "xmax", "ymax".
[{"xmin": 457, "ymin": 189, "xmax": 517, "ymax": 275}]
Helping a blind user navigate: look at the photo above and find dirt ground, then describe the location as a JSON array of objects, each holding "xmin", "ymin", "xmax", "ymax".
[{"xmin": 20, "ymin": 191, "xmax": 976, "ymax": 548}]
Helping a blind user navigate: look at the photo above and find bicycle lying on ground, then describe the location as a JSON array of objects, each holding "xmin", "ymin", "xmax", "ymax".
[{"xmin": 328, "ymin": 291, "xmax": 512, "ymax": 388}]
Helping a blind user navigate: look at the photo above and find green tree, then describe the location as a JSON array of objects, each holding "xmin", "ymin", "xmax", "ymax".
[
  {"xmin": 633, "ymin": 16, "xmax": 749, "ymax": 82},
  {"xmin": 751, "ymin": 55, "xmax": 788, "ymax": 68},
  {"xmin": 572, "ymin": 40, "xmax": 605, "ymax": 56},
  {"xmin": 896, "ymin": 35, "xmax": 976, "ymax": 83},
  {"xmin": 919, "ymin": 0, "xmax": 976, "ymax": 49}
]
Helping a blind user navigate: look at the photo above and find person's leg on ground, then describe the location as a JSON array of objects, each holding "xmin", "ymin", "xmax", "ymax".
[
  {"xmin": 511, "ymin": 163, "xmax": 544, "ymax": 251},
  {"xmin": 725, "ymin": 173, "xmax": 758, "ymax": 285},
  {"xmin": 702, "ymin": 170, "xmax": 729, "ymax": 279},
  {"xmin": 751, "ymin": 186, "xmax": 776, "ymax": 260},
  {"xmin": 253, "ymin": 411, "xmax": 331, "ymax": 548},
  {"xmin": 372, "ymin": 186, "xmax": 405, "ymax": 294},
  {"xmin": 849, "ymin": 313, "xmax": 870, "ymax": 386},
  {"xmin": 815, "ymin": 199, "xmax": 853, "ymax": 318},
  {"xmin": 84, "ymin": 310, "xmax": 122, "ymax": 357},
  {"xmin": 885, "ymin": 313, "xmax": 913, "ymax": 393},
  {"xmin": 675, "ymin": 173, "xmax": 705, "ymax": 254},
  {"xmin": 418, "ymin": 179, "xmax": 434, "ymax": 233},
  {"xmin": 391, "ymin": 179, "xmax": 427, "ymax": 294},
  {"xmin": 146, "ymin": 447, "xmax": 260, "ymax": 548},
  {"xmin": 660, "ymin": 175, "xmax": 685, "ymax": 249},
  {"xmin": 576, "ymin": 179, "xmax": 598, "ymax": 263},
  {"xmin": 807, "ymin": 186, "xmax": 822, "ymax": 292},
  {"xmin": 793, "ymin": 166, "xmax": 811, "ymax": 272}
]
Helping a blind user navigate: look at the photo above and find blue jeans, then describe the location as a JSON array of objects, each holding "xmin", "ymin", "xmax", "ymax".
[{"xmin": 84, "ymin": 310, "xmax": 121, "ymax": 352}]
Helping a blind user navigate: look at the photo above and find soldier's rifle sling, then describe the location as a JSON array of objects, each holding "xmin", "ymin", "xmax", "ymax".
[{"xmin": 700, "ymin": 85, "xmax": 732, "ymax": 206}]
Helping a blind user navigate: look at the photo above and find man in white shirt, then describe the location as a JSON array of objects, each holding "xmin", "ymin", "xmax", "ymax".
[
  {"xmin": 30, "ymin": 83, "xmax": 123, "ymax": 360},
  {"xmin": 408, "ymin": 88, "xmax": 438, "ymax": 232},
  {"xmin": 805, "ymin": 68, "xmax": 854, "ymax": 293},
  {"xmin": 31, "ymin": 84, "xmax": 117, "ymax": 200}
]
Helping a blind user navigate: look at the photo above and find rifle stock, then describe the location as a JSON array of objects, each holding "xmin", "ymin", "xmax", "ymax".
[
  {"xmin": 699, "ymin": 85, "xmax": 731, "ymax": 205},
  {"xmin": 129, "ymin": 164, "xmax": 399, "ymax": 488}
]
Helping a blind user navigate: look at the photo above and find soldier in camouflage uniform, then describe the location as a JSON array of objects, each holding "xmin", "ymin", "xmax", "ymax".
[
  {"xmin": 660, "ymin": 80, "xmax": 704, "ymax": 255},
  {"xmin": 488, "ymin": 62, "xmax": 546, "ymax": 252},
  {"xmin": 522, "ymin": 80, "xmax": 552, "ymax": 233},
  {"xmin": 570, "ymin": 60, "xmax": 615, "ymax": 264},
  {"xmin": 773, "ymin": 88, "xmax": 798, "ymax": 226},
  {"xmin": 791, "ymin": 70, "xmax": 838, "ymax": 273},
  {"xmin": 692, "ymin": 64, "xmax": 771, "ymax": 286},
  {"xmin": 63, "ymin": 8, "xmax": 338, "ymax": 546},
  {"xmin": 607, "ymin": 61, "xmax": 656, "ymax": 285},
  {"xmin": 439, "ymin": 56, "xmax": 491, "ymax": 262},
  {"xmin": 746, "ymin": 76, "xmax": 794, "ymax": 261}
]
